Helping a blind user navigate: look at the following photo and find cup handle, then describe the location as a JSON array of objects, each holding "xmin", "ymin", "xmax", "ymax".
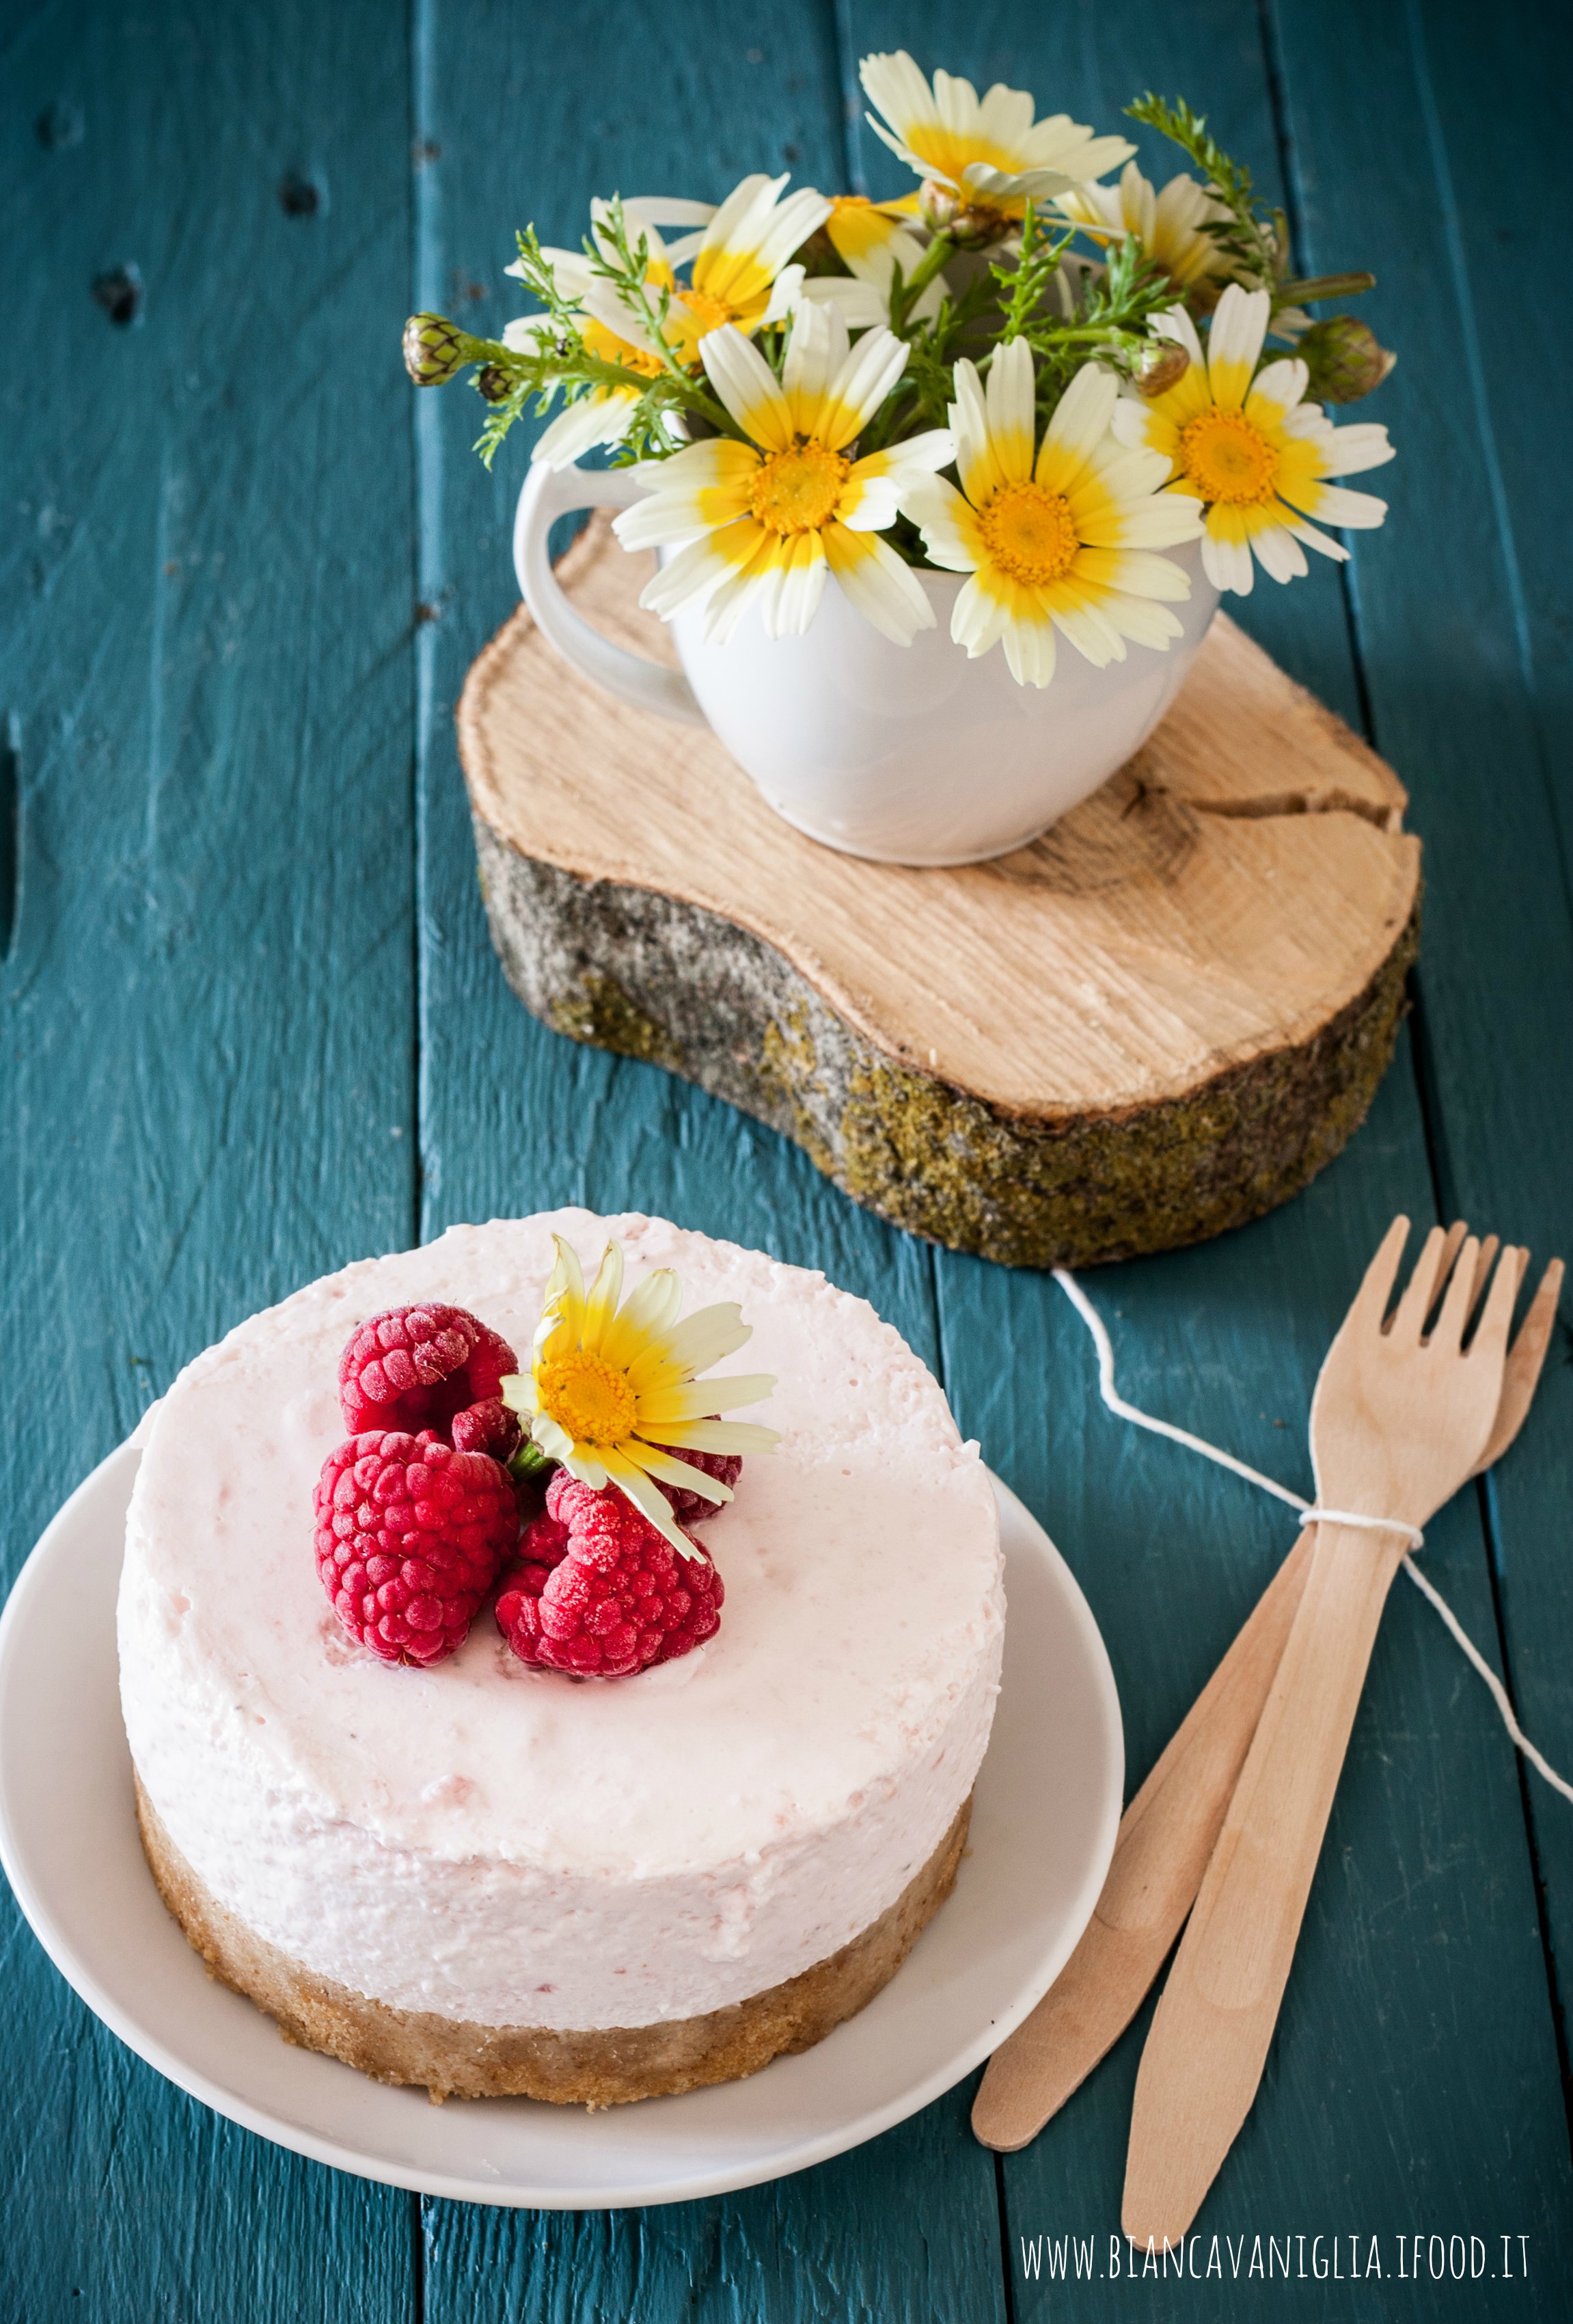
[{"xmin": 512, "ymin": 461, "xmax": 707, "ymax": 727}]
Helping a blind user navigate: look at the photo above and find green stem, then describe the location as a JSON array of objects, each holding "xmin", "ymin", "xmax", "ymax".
[
  {"xmin": 1276, "ymin": 270, "xmax": 1376, "ymax": 305},
  {"xmin": 892, "ymin": 232, "xmax": 957, "ymax": 331}
]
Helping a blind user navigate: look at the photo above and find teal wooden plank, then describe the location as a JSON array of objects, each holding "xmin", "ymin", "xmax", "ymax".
[
  {"xmin": 1, "ymin": 1, "xmax": 419, "ymax": 2316},
  {"xmin": 1267, "ymin": 0, "xmax": 1573, "ymax": 2111},
  {"xmin": 840, "ymin": 1, "xmax": 1573, "ymax": 2310},
  {"xmin": 411, "ymin": 0, "xmax": 998, "ymax": 2314}
]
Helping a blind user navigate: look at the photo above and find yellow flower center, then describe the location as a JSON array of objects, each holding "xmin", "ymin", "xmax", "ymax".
[
  {"xmin": 976, "ymin": 480, "xmax": 1080, "ymax": 586},
  {"xmin": 674, "ymin": 285, "xmax": 734, "ymax": 336},
  {"xmin": 1179, "ymin": 408, "xmax": 1281, "ymax": 506},
  {"xmin": 749, "ymin": 441, "xmax": 850, "ymax": 535},
  {"xmin": 536, "ymin": 1352, "xmax": 638, "ymax": 1446}
]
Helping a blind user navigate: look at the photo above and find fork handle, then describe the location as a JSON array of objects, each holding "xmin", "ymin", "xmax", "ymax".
[
  {"xmin": 1123, "ymin": 1520, "xmax": 1406, "ymax": 2245},
  {"xmin": 972, "ymin": 1531, "xmax": 1314, "ymax": 2150}
]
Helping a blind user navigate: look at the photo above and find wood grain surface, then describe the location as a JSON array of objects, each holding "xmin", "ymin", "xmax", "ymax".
[
  {"xmin": 462, "ymin": 528, "xmax": 1417, "ymax": 1118},
  {"xmin": 3, "ymin": 1, "xmax": 1570, "ymax": 2319}
]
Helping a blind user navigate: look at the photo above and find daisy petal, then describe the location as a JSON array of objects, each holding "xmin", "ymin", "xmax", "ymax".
[
  {"xmin": 638, "ymin": 1372, "xmax": 776, "ymax": 1424},
  {"xmin": 628, "ymin": 1441, "xmax": 735, "ymax": 1505},
  {"xmin": 1283, "ymin": 515, "xmax": 1350, "ymax": 561},
  {"xmin": 1315, "ymin": 421, "xmax": 1395, "ymax": 477},
  {"xmin": 948, "ymin": 358, "xmax": 1007, "ymax": 508},
  {"xmin": 646, "ymin": 1418, "xmax": 781, "ymax": 1456},
  {"xmin": 1201, "ymin": 521, "xmax": 1255, "ymax": 595},
  {"xmin": 1249, "ymin": 523, "xmax": 1309, "ymax": 584},
  {"xmin": 601, "ymin": 1268, "xmax": 683, "ymax": 1365},
  {"xmin": 530, "ymin": 390, "xmax": 640, "ymax": 471},
  {"xmin": 700, "ymin": 323, "xmax": 795, "ymax": 449},
  {"xmin": 580, "ymin": 1240, "xmax": 625, "ymax": 1354},
  {"xmin": 818, "ymin": 325, "xmax": 910, "ymax": 449},
  {"xmin": 627, "ymin": 1302, "xmax": 752, "ymax": 1386},
  {"xmin": 598, "ymin": 1445, "xmax": 695, "ymax": 1556},
  {"xmin": 1205, "ymin": 284, "xmax": 1272, "ymax": 409},
  {"xmin": 823, "ymin": 525, "xmax": 936, "ymax": 645},
  {"xmin": 1035, "ymin": 360, "xmax": 1117, "ymax": 493},
  {"xmin": 638, "ymin": 521, "xmax": 767, "ymax": 619},
  {"xmin": 901, "ymin": 474, "xmax": 983, "ymax": 571},
  {"xmin": 1283, "ymin": 480, "xmax": 1389, "ymax": 528},
  {"xmin": 986, "ymin": 336, "xmax": 1037, "ymax": 483}
]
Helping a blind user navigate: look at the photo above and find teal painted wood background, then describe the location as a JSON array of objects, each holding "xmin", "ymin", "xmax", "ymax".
[{"xmin": 3, "ymin": 0, "xmax": 1570, "ymax": 2313}]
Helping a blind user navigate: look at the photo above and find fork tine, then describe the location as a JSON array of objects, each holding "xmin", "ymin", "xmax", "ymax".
[
  {"xmin": 1464, "ymin": 1234, "xmax": 1503, "ymax": 1327},
  {"xmin": 1351, "ymin": 1215, "xmax": 1413, "ymax": 1332},
  {"xmin": 1391, "ymin": 1225, "xmax": 1453, "ymax": 1343},
  {"xmin": 1427, "ymin": 1234, "xmax": 1483, "ymax": 1352},
  {"xmin": 1456, "ymin": 1240, "xmax": 1518, "ymax": 1365},
  {"xmin": 1471, "ymin": 1257, "xmax": 1565, "ymax": 1475},
  {"xmin": 1437, "ymin": 1218, "xmax": 1470, "ymax": 1291}
]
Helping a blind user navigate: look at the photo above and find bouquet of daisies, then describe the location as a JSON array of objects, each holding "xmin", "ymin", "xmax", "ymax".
[{"xmin": 404, "ymin": 51, "xmax": 1396, "ymax": 688}]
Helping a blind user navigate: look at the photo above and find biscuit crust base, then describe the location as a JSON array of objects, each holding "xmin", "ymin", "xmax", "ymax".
[{"xmin": 134, "ymin": 1774, "xmax": 971, "ymax": 2107}]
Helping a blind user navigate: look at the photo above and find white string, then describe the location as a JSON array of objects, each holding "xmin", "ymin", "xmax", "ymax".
[
  {"xmin": 1299, "ymin": 1508, "xmax": 1425, "ymax": 1549},
  {"xmin": 1053, "ymin": 1267, "xmax": 1573, "ymax": 1810}
]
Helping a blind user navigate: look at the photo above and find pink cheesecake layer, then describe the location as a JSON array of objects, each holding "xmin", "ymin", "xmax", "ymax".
[{"xmin": 118, "ymin": 1212, "xmax": 1004, "ymax": 2031}]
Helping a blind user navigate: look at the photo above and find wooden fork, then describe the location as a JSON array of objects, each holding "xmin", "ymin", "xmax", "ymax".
[
  {"xmin": 972, "ymin": 1229, "xmax": 1560, "ymax": 2155},
  {"xmin": 1121, "ymin": 1220, "xmax": 1522, "ymax": 2245}
]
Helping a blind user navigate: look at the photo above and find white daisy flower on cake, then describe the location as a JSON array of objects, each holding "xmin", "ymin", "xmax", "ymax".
[
  {"xmin": 1111, "ymin": 284, "xmax": 1395, "ymax": 592},
  {"xmin": 859, "ymin": 50, "xmax": 1133, "ymax": 215},
  {"xmin": 500, "ymin": 1235, "xmax": 779, "ymax": 1558},
  {"xmin": 901, "ymin": 338, "xmax": 1204, "ymax": 688},
  {"xmin": 612, "ymin": 301, "xmax": 954, "ymax": 646},
  {"xmin": 1054, "ymin": 163, "xmax": 1233, "ymax": 299}
]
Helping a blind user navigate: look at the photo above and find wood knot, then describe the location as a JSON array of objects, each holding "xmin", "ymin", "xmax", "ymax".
[
  {"xmin": 983, "ymin": 763, "xmax": 1199, "ymax": 894},
  {"xmin": 92, "ymin": 264, "xmax": 143, "ymax": 327}
]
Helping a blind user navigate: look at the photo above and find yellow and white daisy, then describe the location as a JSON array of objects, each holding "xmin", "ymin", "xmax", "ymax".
[
  {"xmin": 500, "ymin": 1236, "xmax": 778, "ymax": 1558},
  {"xmin": 586, "ymin": 172, "xmax": 830, "ymax": 370},
  {"xmin": 1111, "ymin": 284, "xmax": 1395, "ymax": 593},
  {"xmin": 1054, "ymin": 163, "xmax": 1233, "ymax": 299},
  {"xmin": 506, "ymin": 202, "xmax": 692, "ymax": 469},
  {"xmin": 859, "ymin": 50, "xmax": 1133, "ymax": 214},
  {"xmin": 508, "ymin": 184, "xmax": 827, "ymax": 468},
  {"xmin": 613, "ymin": 301, "xmax": 954, "ymax": 646},
  {"xmin": 798, "ymin": 192, "xmax": 945, "ymax": 331},
  {"xmin": 901, "ymin": 339, "xmax": 1204, "ymax": 687}
]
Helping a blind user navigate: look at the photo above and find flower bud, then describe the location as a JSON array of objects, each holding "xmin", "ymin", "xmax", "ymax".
[
  {"xmin": 477, "ymin": 364, "xmax": 515, "ymax": 405},
  {"xmin": 917, "ymin": 179, "xmax": 960, "ymax": 234},
  {"xmin": 1135, "ymin": 339, "xmax": 1190, "ymax": 399},
  {"xmin": 402, "ymin": 312, "xmax": 469, "ymax": 386},
  {"xmin": 1296, "ymin": 315, "xmax": 1396, "ymax": 405}
]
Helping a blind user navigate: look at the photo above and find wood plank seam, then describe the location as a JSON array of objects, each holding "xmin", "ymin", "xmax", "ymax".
[{"xmin": 1269, "ymin": 0, "xmax": 1573, "ymax": 2171}]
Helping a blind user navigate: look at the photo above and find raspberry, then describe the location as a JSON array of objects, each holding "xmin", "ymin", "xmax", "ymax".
[
  {"xmin": 450, "ymin": 1397, "xmax": 523, "ymax": 1462},
  {"xmin": 495, "ymin": 1472, "xmax": 723, "ymax": 1678},
  {"xmin": 651, "ymin": 1443, "xmax": 743, "ymax": 1524},
  {"xmin": 314, "ymin": 1429, "xmax": 519, "ymax": 1667},
  {"xmin": 338, "ymin": 1304, "xmax": 517, "ymax": 1439}
]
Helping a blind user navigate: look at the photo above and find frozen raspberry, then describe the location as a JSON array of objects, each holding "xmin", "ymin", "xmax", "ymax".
[
  {"xmin": 450, "ymin": 1397, "xmax": 523, "ymax": 1462},
  {"xmin": 495, "ymin": 1473, "xmax": 723, "ymax": 1678},
  {"xmin": 651, "ymin": 1443, "xmax": 743, "ymax": 1524},
  {"xmin": 314, "ymin": 1429, "xmax": 519, "ymax": 1666},
  {"xmin": 338, "ymin": 1305, "xmax": 517, "ymax": 1439}
]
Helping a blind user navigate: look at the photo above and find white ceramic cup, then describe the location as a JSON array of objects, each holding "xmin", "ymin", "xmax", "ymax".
[{"xmin": 515, "ymin": 461, "xmax": 1219, "ymax": 867}]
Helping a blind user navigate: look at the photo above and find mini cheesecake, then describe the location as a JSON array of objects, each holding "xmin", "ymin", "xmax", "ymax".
[{"xmin": 119, "ymin": 1212, "xmax": 1004, "ymax": 2105}]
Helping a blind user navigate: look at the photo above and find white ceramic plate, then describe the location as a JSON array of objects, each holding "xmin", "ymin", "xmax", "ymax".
[{"xmin": 0, "ymin": 1443, "xmax": 1122, "ymax": 2210}]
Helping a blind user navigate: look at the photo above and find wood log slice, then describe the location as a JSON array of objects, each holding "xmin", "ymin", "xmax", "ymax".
[{"xmin": 458, "ymin": 516, "xmax": 1420, "ymax": 1270}]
